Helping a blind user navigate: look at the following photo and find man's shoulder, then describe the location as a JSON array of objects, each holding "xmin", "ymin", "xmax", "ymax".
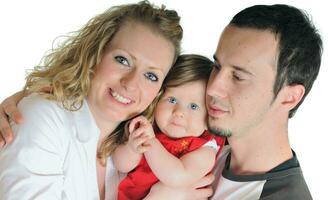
[
  {"xmin": 211, "ymin": 148, "xmax": 312, "ymax": 200},
  {"xmin": 259, "ymin": 166, "xmax": 312, "ymax": 199}
]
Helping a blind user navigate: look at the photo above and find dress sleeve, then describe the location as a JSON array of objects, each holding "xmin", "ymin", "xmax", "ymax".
[
  {"xmin": 202, "ymin": 139, "xmax": 219, "ymax": 153},
  {"xmin": 0, "ymin": 95, "xmax": 66, "ymax": 200}
]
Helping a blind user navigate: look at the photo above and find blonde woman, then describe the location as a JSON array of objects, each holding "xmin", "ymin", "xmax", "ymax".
[{"xmin": 0, "ymin": 1, "xmax": 183, "ymax": 199}]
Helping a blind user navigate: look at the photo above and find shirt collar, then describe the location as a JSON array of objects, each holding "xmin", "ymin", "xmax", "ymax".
[{"xmin": 224, "ymin": 148, "xmax": 299, "ymax": 173}]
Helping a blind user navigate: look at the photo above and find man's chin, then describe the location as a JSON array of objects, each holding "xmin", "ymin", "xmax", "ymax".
[{"xmin": 208, "ymin": 125, "xmax": 232, "ymax": 137}]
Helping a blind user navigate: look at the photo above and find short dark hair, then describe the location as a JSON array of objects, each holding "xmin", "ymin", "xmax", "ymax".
[{"xmin": 230, "ymin": 4, "xmax": 323, "ymax": 118}]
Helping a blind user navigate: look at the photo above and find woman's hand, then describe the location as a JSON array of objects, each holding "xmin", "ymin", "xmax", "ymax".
[
  {"xmin": 0, "ymin": 91, "xmax": 25, "ymax": 147},
  {"xmin": 144, "ymin": 173, "xmax": 215, "ymax": 200}
]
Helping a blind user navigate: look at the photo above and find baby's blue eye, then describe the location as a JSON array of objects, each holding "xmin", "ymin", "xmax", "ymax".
[
  {"xmin": 144, "ymin": 72, "xmax": 158, "ymax": 82},
  {"xmin": 115, "ymin": 56, "xmax": 129, "ymax": 66},
  {"xmin": 189, "ymin": 103, "xmax": 199, "ymax": 110},
  {"xmin": 168, "ymin": 97, "xmax": 177, "ymax": 104}
]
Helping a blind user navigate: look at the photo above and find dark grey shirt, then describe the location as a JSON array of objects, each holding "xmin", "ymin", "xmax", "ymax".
[{"xmin": 211, "ymin": 146, "xmax": 312, "ymax": 200}]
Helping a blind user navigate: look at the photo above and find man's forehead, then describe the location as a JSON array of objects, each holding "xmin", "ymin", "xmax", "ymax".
[{"xmin": 215, "ymin": 26, "xmax": 279, "ymax": 71}]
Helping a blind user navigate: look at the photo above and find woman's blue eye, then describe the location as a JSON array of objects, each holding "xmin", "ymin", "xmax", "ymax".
[
  {"xmin": 144, "ymin": 72, "xmax": 158, "ymax": 82},
  {"xmin": 115, "ymin": 56, "xmax": 129, "ymax": 66},
  {"xmin": 168, "ymin": 97, "xmax": 177, "ymax": 104},
  {"xmin": 189, "ymin": 103, "xmax": 199, "ymax": 110}
]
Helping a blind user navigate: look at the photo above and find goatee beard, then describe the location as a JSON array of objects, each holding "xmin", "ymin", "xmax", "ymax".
[{"xmin": 208, "ymin": 126, "xmax": 232, "ymax": 137}]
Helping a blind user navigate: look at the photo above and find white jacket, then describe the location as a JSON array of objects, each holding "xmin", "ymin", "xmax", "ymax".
[{"xmin": 0, "ymin": 95, "xmax": 100, "ymax": 200}]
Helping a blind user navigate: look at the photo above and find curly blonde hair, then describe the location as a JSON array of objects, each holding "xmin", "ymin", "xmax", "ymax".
[{"xmin": 24, "ymin": 1, "xmax": 183, "ymax": 163}]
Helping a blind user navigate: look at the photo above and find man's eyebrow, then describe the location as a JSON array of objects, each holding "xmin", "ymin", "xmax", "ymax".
[
  {"xmin": 213, "ymin": 55, "xmax": 254, "ymax": 76},
  {"xmin": 232, "ymin": 66, "xmax": 254, "ymax": 76}
]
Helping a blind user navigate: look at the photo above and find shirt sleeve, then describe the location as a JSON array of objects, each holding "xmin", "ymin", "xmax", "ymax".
[{"xmin": 0, "ymin": 95, "xmax": 67, "ymax": 200}]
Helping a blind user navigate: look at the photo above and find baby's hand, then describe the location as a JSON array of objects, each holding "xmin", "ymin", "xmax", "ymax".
[{"xmin": 128, "ymin": 116, "xmax": 155, "ymax": 154}]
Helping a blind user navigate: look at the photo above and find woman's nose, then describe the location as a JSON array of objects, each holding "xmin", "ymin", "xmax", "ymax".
[{"xmin": 121, "ymin": 70, "xmax": 139, "ymax": 92}]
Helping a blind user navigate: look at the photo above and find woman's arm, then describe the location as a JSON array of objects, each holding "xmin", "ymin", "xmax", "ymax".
[
  {"xmin": 144, "ymin": 138, "xmax": 216, "ymax": 187},
  {"xmin": 0, "ymin": 90, "xmax": 27, "ymax": 147},
  {"xmin": 112, "ymin": 116, "xmax": 154, "ymax": 173},
  {"xmin": 0, "ymin": 95, "xmax": 66, "ymax": 199}
]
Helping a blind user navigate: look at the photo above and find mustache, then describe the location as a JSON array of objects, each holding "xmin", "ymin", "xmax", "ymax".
[{"xmin": 208, "ymin": 98, "xmax": 230, "ymax": 110}]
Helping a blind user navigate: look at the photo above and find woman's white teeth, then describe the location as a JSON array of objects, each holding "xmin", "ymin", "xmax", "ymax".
[{"xmin": 111, "ymin": 91, "xmax": 131, "ymax": 104}]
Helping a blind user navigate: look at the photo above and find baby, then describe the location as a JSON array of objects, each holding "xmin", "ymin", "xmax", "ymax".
[{"xmin": 112, "ymin": 54, "xmax": 225, "ymax": 200}]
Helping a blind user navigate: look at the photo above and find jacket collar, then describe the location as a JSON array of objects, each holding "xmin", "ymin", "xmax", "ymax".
[{"xmin": 71, "ymin": 100, "xmax": 100, "ymax": 143}]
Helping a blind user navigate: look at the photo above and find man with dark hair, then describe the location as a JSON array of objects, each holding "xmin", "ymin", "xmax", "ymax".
[
  {"xmin": 144, "ymin": 4, "xmax": 322, "ymax": 200},
  {"xmin": 207, "ymin": 4, "xmax": 321, "ymax": 199}
]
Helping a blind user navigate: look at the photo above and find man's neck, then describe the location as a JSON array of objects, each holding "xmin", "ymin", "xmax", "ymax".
[{"xmin": 227, "ymin": 120, "xmax": 292, "ymax": 175}]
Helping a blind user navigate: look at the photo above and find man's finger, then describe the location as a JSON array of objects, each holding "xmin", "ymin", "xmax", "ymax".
[
  {"xmin": 3, "ymin": 103, "xmax": 23, "ymax": 124},
  {"xmin": 0, "ymin": 127, "xmax": 14, "ymax": 144},
  {"xmin": 11, "ymin": 111, "xmax": 24, "ymax": 124},
  {"xmin": 0, "ymin": 135, "xmax": 6, "ymax": 148},
  {"xmin": 0, "ymin": 108, "xmax": 14, "ymax": 144},
  {"xmin": 193, "ymin": 173, "xmax": 215, "ymax": 188},
  {"xmin": 192, "ymin": 187, "xmax": 213, "ymax": 199}
]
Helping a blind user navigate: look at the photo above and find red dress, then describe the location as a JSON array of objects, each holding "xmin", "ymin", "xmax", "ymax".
[{"xmin": 117, "ymin": 130, "xmax": 225, "ymax": 200}]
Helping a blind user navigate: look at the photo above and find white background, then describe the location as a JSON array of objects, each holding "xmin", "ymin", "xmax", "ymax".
[{"xmin": 0, "ymin": 0, "xmax": 327, "ymax": 199}]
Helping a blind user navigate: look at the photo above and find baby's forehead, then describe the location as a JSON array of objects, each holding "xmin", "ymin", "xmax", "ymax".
[
  {"xmin": 162, "ymin": 81, "xmax": 207, "ymax": 99},
  {"xmin": 164, "ymin": 79, "xmax": 208, "ymax": 89}
]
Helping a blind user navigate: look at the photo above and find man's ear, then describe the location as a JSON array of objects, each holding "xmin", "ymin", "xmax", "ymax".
[{"xmin": 280, "ymin": 84, "xmax": 305, "ymax": 111}]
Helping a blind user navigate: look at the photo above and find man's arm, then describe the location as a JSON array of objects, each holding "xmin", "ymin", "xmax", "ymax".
[
  {"xmin": 0, "ymin": 91, "xmax": 25, "ymax": 147},
  {"xmin": 144, "ymin": 174, "xmax": 215, "ymax": 200},
  {"xmin": 144, "ymin": 138, "xmax": 216, "ymax": 187}
]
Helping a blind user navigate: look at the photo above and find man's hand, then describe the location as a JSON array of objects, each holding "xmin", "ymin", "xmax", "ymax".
[
  {"xmin": 144, "ymin": 173, "xmax": 215, "ymax": 200},
  {"xmin": 0, "ymin": 91, "xmax": 25, "ymax": 147}
]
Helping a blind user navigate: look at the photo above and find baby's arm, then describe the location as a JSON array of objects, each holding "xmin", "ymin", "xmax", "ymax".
[
  {"xmin": 112, "ymin": 116, "xmax": 155, "ymax": 173},
  {"xmin": 144, "ymin": 138, "xmax": 216, "ymax": 187}
]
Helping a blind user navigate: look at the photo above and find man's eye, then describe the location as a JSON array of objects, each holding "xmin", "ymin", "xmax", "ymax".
[
  {"xmin": 144, "ymin": 72, "xmax": 158, "ymax": 82},
  {"xmin": 233, "ymin": 73, "xmax": 244, "ymax": 81},
  {"xmin": 189, "ymin": 103, "xmax": 199, "ymax": 110},
  {"xmin": 168, "ymin": 97, "xmax": 177, "ymax": 104},
  {"xmin": 115, "ymin": 56, "xmax": 129, "ymax": 66}
]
